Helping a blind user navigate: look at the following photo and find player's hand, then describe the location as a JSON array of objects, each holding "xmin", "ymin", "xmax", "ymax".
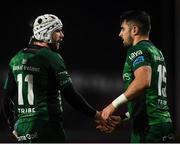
[
  {"xmin": 96, "ymin": 115, "xmax": 121, "ymax": 134},
  {"xmin": 107, "ymin": 115, "xmax": 121, "ymax": 127},
  {"xmin": 101, "ymin": 103, "xmax": 116, "ymax": 120},
  {"xmin": 94, "ymin": 111, "xmax": 107, "ymax": 126},
  {"xmin": 94, "ymin": 111, "xmax": 114, "ymax": 132}
]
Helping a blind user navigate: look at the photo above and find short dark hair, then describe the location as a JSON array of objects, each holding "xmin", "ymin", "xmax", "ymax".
[{"xmin": 120, "ymin": 10, "xmax": 151, "ymax": 35}]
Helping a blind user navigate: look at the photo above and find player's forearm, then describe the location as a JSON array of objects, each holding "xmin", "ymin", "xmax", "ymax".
[
  {"xmin": 124, "ymin": 77, "xmax": 150, "ymax": 101},
  {"xmin": 112, "ymin": 69, "xmax": 151, "ymax": 108},
  {"xmin": 124, "ymin": 66, "xmax": 151, "ymax": 100}
]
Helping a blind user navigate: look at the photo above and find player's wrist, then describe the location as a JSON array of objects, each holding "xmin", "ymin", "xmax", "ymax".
[{"xmin": 112, "ymin": 93, "xmax": 128, "ymax": 108}]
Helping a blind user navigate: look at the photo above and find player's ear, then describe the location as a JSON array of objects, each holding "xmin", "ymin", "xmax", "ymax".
[{"xmin": 132, "ymin": 26, "xmax": 139, "ymax": 36}]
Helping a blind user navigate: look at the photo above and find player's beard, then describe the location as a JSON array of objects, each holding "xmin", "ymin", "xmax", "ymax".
[
  {"xmin": 123, "ymin": 35, "xmax": 133, "ymax": 49},
  {"xmin": 48, "ymin": 42, "xmax": 60, "ymax": 51}
]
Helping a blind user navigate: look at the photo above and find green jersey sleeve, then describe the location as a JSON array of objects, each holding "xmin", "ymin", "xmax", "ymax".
[
  {"xmin": 127, "ymin": 45, "xmax": 151, "ymax": 72},
  {"xmin": 41, "ymin": 49, "xmax": 72, "ymax": 90}
]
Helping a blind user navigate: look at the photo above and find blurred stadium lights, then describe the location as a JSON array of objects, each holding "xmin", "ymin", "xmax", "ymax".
[{"xmin": 71, "ymin": 71, "xmax": 124, "ymax": 95}]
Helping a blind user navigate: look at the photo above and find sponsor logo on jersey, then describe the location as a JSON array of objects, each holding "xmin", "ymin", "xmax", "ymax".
[
  {"xmin": 129, "ymin": 50, "xmax": 143, "ymax": 61},
  {"xmin": 154, "ymin": 55, "xmax": 164, "ymax": 61},
  {"xmin": 17, "ymin": 132, "xmax": 38, "ymax": 141},
  {"xmin": 13, "ymin": 65, "xmax": 40, "ymax": 72},
  {"xmin": 133, "ymin": 56, "xmax": 145, "ymax": 67},
  {"xmin": 57, "ymin": 71, "xmax": 68, "ymax": 76},
  {"xmin": 60, "ymin": 78, "xmax": 72, "ymax": 86},
  {"xmin": 123, "ymin": 73, "xmax": 131, "ymax": 81},
  {"xmin": 18, "ymin": 107, "xmax": 35, "ymax": 114}
]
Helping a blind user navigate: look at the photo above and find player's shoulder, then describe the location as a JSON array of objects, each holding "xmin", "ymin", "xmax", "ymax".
[
  {"xmin": 129, "ymin": 40, "xmax": 156, "ymax": 55},
  {"xmin": 127, "ymin": 40, "xmax": 153, "ymax": 61},
  {"xmin": 38, "ymin": 48, "xmax": 64, "ymax": 64},
  {"xmin": 9, "ymin": 49, "xmax": 24, "ymax": 64},
  {"xmin": 133, "ymin": 40, "xmax": 151, "ymax": 50}
]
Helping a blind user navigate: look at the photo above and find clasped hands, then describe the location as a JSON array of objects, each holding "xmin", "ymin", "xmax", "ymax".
[{"xmin": 95, "ymin": 103, "xmax": 121, "ymax": 134}]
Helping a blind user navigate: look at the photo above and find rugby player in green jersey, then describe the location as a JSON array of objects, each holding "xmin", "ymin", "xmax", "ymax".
[
  {"xmin": 2, "ymin": 14, "xmax": 115, "ymax": 143},
  {"xmin": 99, "ymin": 10, "xmax": 175, "ymax": 142}
]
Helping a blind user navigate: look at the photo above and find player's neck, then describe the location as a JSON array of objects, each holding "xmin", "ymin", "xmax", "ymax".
[
  {"xmin": 32, "ymin": 41, "xmax": 49, "ymax": 48},
  {"xmin": 133, "ymin": 35, "xmax": 149, "ymax": 46}
]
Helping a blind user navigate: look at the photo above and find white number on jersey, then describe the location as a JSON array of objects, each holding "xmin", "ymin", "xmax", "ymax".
[
  {"xmin": 17, "ymin": 74, "xmax": 34, "ymax": 105},
  {"xmin": 157, "ymin": 64, "xmax": 167, "ymax": 97}
]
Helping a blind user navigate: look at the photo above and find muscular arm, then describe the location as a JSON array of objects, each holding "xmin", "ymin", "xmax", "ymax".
[
  {"xmin": 102, "ymin": 65, "xmax": 152, "ymax": 119},
  {"xmin": 124, "ymin": 65, "xmax": 152, "ymax": 100}
]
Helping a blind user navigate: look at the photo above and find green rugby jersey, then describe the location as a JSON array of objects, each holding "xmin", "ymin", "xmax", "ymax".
[
  {"xmin": 5, "ymin": 45, "xmax": 72, "ymax": 121},
  {"xmin": 123, "ymin": 40, "xmax": 172, "ymax": 129}
]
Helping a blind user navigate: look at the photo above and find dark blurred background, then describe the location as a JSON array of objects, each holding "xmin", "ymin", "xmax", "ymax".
[{"xmin": 0, "ymin": 0, "xmax": 179, "ymax": 142}]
